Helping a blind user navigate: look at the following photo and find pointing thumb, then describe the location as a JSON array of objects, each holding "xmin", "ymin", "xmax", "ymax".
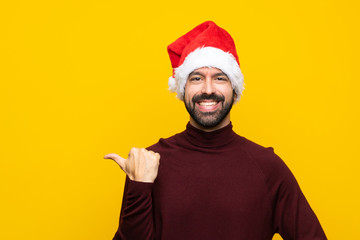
[{"xmin": 104, "ymin": 153, "xmax": 126, "ymax": 171}]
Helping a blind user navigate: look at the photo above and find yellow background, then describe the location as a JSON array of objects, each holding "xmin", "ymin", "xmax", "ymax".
[{"xmin": 1, "ymin": 0, "xmax": 359, "ymax": 239}]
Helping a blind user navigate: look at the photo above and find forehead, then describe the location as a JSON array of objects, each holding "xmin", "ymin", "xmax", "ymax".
[
  {"xmin": 187, "ymin": 67, "xmax": 229, "ymax": 80},
  {"xmin": 190, "ymin": 67, "xmax": 225, "ymax": 75}
]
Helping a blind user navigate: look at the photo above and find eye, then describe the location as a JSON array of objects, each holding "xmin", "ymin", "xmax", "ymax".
[
  {"xmin": 216, "ymin": 77, "xmax": 228, "ymax": 81},
  {"xmin": 190, "ymin": 77, "xmax": 201, "ymax": 81}
]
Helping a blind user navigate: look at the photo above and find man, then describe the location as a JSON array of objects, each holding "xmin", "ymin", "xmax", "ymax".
[{"xmin": 105, "ymin": 21, "xmax": 327, "ymax": 240}]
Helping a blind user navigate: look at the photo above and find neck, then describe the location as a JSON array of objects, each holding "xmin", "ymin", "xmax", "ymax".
[{"xmin": 189, "ymin": 114, "xmax": 231, "ymax": 132}]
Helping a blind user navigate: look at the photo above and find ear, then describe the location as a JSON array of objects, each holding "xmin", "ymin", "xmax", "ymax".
[{"xmin": 232, "ymin": 90, "xmax": 237, "ymax": 104}]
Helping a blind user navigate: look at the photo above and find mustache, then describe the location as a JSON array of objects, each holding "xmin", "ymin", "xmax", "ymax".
[{"xmin": 192, "ymin": 93, "xmax": 225, "ymax": 104}]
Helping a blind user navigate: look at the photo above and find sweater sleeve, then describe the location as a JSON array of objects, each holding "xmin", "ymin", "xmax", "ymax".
[
  {"xmin": 113, "ymin": 176, "xmax": 155, "ymax": 240},
  {"xmin": 269, "ymin": 152, "xmax": 327, "ymax": 240}
]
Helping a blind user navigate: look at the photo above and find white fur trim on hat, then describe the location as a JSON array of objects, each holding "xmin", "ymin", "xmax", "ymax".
[{"xmin": 168, "ymin": 47, "xmax": 244, "ymax": 103}]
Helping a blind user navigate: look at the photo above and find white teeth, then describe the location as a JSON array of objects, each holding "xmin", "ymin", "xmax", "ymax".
[{"xmin": 199, "ymin": 102, "xmax": 217, "ymax": 106}]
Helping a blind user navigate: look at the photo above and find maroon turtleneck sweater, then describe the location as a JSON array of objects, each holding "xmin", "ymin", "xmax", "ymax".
[{"xmin": 113, "ymin": 123, "xmax": 327, "ymax": 240}]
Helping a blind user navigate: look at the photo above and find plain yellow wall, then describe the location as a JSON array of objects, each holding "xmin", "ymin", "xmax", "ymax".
[{"xmin": 1, "ymin": 0, "xmax": 359, "ymax": 239}]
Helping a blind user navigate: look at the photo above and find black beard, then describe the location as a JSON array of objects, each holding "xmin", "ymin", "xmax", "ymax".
[{"xmin": 185, "ymin": 93, "xmax": 234, "ymax": 128}]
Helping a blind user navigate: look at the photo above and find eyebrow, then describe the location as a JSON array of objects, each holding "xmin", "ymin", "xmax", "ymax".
[
  {"xmin": 188, "ymin": 71, "xmax": 205, "ymax": 78},
  {"xmin": 188, "ymin": 70, "xmax": 229, "ymax": 79},
  {"xmin": 213, "ymin": 72, "xmax": 229, "ymax": 78}
]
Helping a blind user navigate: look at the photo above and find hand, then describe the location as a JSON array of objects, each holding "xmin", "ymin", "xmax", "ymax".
[{"xmin": 104, "ymin": 148, "xmax": 160, "ymax": 183}]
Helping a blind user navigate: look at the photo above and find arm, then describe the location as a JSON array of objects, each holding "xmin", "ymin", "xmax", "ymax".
[
  {"xmin": 272, "ymin": 160, "xmax": 327, "ymax": 240},
  {"xmin": 105, "ymin": 148, "xmax": 160, "ymax": 240},
  {"xmin": 113, "ymin": 177, "xmax": 155, "ymax": 240}
]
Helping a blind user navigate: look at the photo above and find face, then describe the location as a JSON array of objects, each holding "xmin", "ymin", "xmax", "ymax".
[{"xmin": 184, "ymin": 67, "xmax": 235, "ymax": 131}]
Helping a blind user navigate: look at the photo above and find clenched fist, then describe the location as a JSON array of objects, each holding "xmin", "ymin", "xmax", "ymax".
[{"xmin": 104, "ymin": 148, "xmax": 160, "ymax": 183}]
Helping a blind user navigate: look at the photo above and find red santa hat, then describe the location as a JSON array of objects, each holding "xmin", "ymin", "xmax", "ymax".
[{"xmin": 167, "ymin": 21, "xmax": 244, "ymax": 102}]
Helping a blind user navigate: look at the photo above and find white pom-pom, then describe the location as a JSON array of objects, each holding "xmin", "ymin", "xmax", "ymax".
[{"xmin": 168, "ymin": 76, "xmax": 177, "ymax": 92}]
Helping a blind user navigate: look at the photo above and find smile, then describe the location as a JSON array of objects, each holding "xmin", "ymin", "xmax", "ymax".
[
  {"xmin": 198, "ymin": 101, "xmax": 218, "ymax": 106},
  {"xmin": 196, "ymin": 101, "xmax": 221, "ymax": 111}
]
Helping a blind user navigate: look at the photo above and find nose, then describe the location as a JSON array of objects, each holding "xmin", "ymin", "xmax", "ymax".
[{"xmin": 201, "ymin": 78, "xmax": 215, "ymax": 95}]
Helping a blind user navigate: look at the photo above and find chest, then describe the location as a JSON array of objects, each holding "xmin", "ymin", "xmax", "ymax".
[{"xmin": 152, "ymin": 150, "xmax": 271, "ymax": 220}]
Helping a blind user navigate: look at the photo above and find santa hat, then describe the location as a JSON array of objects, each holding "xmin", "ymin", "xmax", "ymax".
[{"xmin": 167, "ymin": 21, "xmax": 244, "ymax": 102}]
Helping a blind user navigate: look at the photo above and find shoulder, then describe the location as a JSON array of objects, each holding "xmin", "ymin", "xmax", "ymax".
[
  {"xmin": 237, "ymin": 137, "xmax": 303, "ymax": 201},
  {"xmin": 146, "ymin": 132, "xmax": 182, "ymax": 153},
  {"xmin": 239, "ymin": 137, "xmax": 295, "ymax": 183}
]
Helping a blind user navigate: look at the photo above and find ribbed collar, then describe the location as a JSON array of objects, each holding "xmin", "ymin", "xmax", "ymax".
[{"xmin": 180, "ymin": 122, "xmax": 238, "ymax": 149}]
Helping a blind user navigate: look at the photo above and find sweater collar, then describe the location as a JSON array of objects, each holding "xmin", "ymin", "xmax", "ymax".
[{"xmin": 182, "ymin": 122, "xmax": 237, "ymax": 149}]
